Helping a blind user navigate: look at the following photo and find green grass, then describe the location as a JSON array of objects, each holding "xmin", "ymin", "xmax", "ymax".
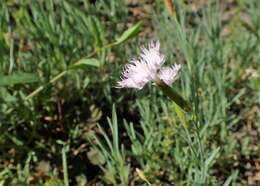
[{"xmin": 0, "ymin": 0, "xmax": 259, "ymax": 185}]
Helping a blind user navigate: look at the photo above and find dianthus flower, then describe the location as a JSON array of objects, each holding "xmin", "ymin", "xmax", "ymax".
[{"xmin": 117, "ymin": 40, "xmax": 181, "ymax": 89}]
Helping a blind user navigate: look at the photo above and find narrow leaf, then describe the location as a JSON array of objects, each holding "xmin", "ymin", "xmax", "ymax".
[
  {"xmin": 205, "ymin": 147, "xmax": 220, "ymax": 168},
  {"xmin": 71, "ymin": 58, "xmax": 100, "ymax": 69},
  {"xmin": 223, "ymin": 170, "xmax": 239, "ymax": 186},
  {"xmin": 114, "ymin": 21, "xmax": 143, "ymax": 45},
  {"xmin": 88, "ymin": 17, "xmax": 104, "ymax": 48},
  {"xmin": 0, "ymin": 72, "xmax": 38, "ymax": 86}
]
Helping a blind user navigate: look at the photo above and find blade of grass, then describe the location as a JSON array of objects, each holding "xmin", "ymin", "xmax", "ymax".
[{"xmin": 62, "ymin": 145, "xmax": 69, "ymax": 186}]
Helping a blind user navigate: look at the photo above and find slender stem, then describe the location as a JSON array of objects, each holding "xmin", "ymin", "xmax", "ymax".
[
  {"xmin": 9, "ymin": 35, "xmax": 14, "ymax": 74},
  {"xmin": 24, "ymin": 71, "xmax": 67, "ymax": 100},
  {"xmin": 62, "ymin": 145, "xmax": 69, "ymax": 186},
  {"xmin": 155, "ymin": 79, "xmax": 191, "ymax": 112},
  {"xmin": 7, "ymin": 9, "xmax": 14, "ymax": 74}
]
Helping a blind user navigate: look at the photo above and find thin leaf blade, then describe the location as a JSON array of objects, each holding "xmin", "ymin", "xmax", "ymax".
[
  {"xmin": 0, "ymin": 72, "xmax": 38, "ymax": 86},
  {"xmin": 71, "ymin": 58, "xmax": 100, "ymax": 69},
  {"xmin": 114, "ymin": 21, "xmax": 143, "ymax": 45}
]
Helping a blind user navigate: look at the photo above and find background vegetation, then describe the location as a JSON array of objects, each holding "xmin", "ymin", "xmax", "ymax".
[{"xmin": 0, "ymin": 0, "xmax": 259, "ymax": 185}]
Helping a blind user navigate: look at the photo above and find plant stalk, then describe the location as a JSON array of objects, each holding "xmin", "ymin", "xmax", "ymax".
[{"xmin": 155, "ymin": 79, "xmax": 191, "ymax": 112}]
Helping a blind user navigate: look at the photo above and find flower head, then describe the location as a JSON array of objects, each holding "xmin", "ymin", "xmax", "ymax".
[
  {"xmin": 158, "ymin": 64, "xmax": 181, "ymax": 85},
  {"xmin": 117, "ymin": 40, "xmax": 181, "ymax": 89}
]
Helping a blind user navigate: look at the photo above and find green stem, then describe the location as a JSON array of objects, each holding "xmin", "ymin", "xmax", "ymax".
[
  {"xmin": 24, "ymin": 71, "xmax": 67, "ymax": 100},
  {"xmin": 62, "ymin": 145, "xmax": 69, "ymax": 186},
  {"xmin": 155, "ymin": 79, "xmax": 191, "ymax": 112}
]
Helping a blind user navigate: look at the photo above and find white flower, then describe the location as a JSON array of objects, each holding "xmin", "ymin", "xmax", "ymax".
[
  {"xmin": 117, "ymin": 40, "xmax": 181, "ymax": 89},
  {"xmin": 158, "ymin": 64, "xmax": 181, "ymax": 85}
]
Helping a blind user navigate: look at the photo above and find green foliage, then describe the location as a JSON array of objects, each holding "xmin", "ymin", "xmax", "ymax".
[
  {"xmin": 114, "ymin": 21, "xmax": 143, "ymax": 45},
  {"xmin": 44, "ymin": 179, "xmax": 64, "ymax": 186},
  {"xmin": 70, "ymin": 58, "xmax": 100, "ymax": 69},
  {"xmin": 0, "ymin": 72, "xmax": 38, "ymax": 86},
  {"xmin": 0, "ymin": 0, "xmax": 259, "ymax": 185},
  {"xmin": 87, "ymin": 105, "xmax": 130, "ymax": 185}
]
